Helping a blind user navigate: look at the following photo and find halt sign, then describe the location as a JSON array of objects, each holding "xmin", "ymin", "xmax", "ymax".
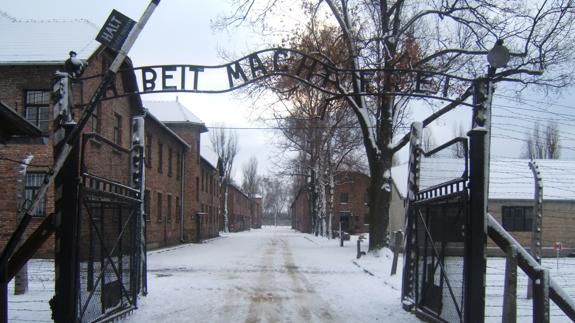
[{"xmin": 96, "ymin": 9, "xmax": 136, "ymax": 51}]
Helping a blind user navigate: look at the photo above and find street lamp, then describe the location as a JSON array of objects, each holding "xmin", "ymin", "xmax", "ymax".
[{"xmin": 487, "ymin": 39, "xmax": 510, "ymax": 77}]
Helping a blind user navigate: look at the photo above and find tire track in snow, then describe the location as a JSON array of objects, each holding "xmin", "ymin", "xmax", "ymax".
[{"xmin": 280, "ymin": 239, "xmax": 341, "ymax": 323}]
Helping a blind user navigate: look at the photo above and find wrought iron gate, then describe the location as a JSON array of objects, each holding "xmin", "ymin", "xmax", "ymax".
[
  {"xmin": 75, "ymin": 133, "xmax": 143, "ymax": 322},
  {"xmin": 402, "ymin": 122, "xmax": 469, "ymax": 323}
]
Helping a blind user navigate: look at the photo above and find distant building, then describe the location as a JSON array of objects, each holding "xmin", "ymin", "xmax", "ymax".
[
  {"xmin": 391, "ymin": 158, "xmax": 575, "ymax": 256},
  {"xmin": 290, "ymin": 171, "xmax": 370, "ymax": 235},
  {"xmin": 199, "ymin": 148, "xmax": 221, "ymax": 240}
]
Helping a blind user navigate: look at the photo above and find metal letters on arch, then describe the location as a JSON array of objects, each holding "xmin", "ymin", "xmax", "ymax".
[{"xmin": 81, "ymin": 48, "xmax": 474, "ymax": 104}]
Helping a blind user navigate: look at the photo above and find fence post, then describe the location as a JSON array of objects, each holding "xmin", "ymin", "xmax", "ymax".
[
  {"xmin": 391, "ymin": 230, "xmax": 403, "ymax": 276},
  {"xmin": 502, "ymin": 245, "xmax": 517, "ymax": 323},
  {"xmin": 533, "ymin": 268, "xmax": 550, "ymax": 323},
  {"xmin": 401, "ymin": 122, "xmax": 422, "ymax": 309},
  {"xmin": 527, "ymin": 160, "xmax": 543, "ymax": 299},
  {"xmin": 464, "ymin": 77, "xmax": 491, "ymax": 323}
]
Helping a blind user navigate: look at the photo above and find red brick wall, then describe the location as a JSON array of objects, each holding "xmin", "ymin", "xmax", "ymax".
[
  {"xmin": 290, "ymin": 188, "xmax": 312, "ymax": 233},
  {"xmin": 0, "ymin": 50, "xmax": 145, "ymax": 257},
  {"xmin": 227, "ymin": 184, "xmax": 252, "ymax": 232},
  {"xmin": 251, "ymin": 197, "xmax": 262, "ymax": 229},
  {"xmin": 333, "ymin": 171, "xmax": 370, "ymax": 234},
  {"xmin": 162, "ymin": 123, "xmax": 203, "ymax": 242},
  {"xmin": 143, "ymin": 118, "xmax": 188, "ymax": 249},
  {"xmin": 199, "ymin": 158, "xmax": 220, "ymax": 239},
  {"xmin": 290, "ymin": 171, "xmax": 370, "ymax": 235}
]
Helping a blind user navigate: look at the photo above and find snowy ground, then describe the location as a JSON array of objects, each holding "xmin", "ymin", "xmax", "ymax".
[
  {"xmin": 126, "ymin": 226, "xmax": 418, "ymax": 323},
  {"xmin": 6, "ymin": 226, "xmax": 575, "ymax": 322}
]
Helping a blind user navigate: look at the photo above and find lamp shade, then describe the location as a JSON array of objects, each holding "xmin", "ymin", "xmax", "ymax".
[{"xmin": 487, "ymin": 43, "xmax": 510, "ymax": 68}]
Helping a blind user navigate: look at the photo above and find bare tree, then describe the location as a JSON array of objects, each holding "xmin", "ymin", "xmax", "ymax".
[
  {"xmin": 219, "ymin": 0, "xmax": 575, "ymax": 250},
  {"xmin": 261, "ymin": 176, "xmax": 288, "ymax": 226},
  {"xmin": 241, "ymin": 156, "xmax": 261, "ymax": 198},
  {"xmin": 210, "ymin": 124, "xmax": 238, "ymax": 233},
  {"xmin": 522, "ymin": 121, "xmax": 561, "ymax": 159}
]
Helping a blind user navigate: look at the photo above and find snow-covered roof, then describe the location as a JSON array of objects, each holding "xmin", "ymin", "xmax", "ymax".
[
  {"xmin": 391, "ymin": 158, "xmax": 575, "ymax": 201},
  {"xmin": 144, "ymin": 101, "xmax": 205, "ymax": 126},
  {"xmin": 145, "ymin": 110, "xmax": 190, "ymax": 149},
  {"xmin": 200, "ymin": 146, "xmax": 219, "ymax": 169},
  {"xmin": 0, "ymin": 11, "xmax": 100, "ymax": 65}
]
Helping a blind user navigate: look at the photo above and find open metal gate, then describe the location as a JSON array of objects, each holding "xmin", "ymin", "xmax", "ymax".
[
  {"xmin": 74, "ymin": 132, "xmax": 144, "ymax": 322},
  {"xmin": 402, "ymin": 122, "xmax": 470, "ymax": 323}
]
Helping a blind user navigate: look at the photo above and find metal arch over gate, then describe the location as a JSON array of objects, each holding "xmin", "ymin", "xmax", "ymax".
[{"xmin": 75, "ymin": 47, "xmax": 476, "ymax": 106}]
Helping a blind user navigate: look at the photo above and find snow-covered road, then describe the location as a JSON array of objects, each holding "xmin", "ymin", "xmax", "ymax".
[{"xmin": 125, "ymin": 226, "xmax": 420, "ymax": 323}]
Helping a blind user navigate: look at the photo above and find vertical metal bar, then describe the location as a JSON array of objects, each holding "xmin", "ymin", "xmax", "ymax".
[
  {"xmin": 53, "ymin": 129, "xmax": 81, "ymax": 323},
  {"xmin": 464, "ymin": 78, "xmax": 490, "ymax": 323},
  {"xmin": 527, "ymin": 160, "xmax": 543, "ymax": 299},
  {"xmin": 502, "ymin": 245, "xmax": 517, "ymax": 323},
  {"xmin": 391, "ymin": 230, "xmax": 403, "ymax": 275},
  {"xmin": 533, "ymin": 268, "xmax": 550, "ymax": 323},
  {"xmin": 401, "ymin": 122, "xmax": 422, "ymax": 310},
  {"xmin": 0, "ymin": 282, "xmax": 7, "ymax": 323}
]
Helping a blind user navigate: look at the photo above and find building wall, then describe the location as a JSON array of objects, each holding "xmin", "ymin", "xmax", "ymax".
[
  {"xmin": 227, "ymin": 184, "xmax": 251, "ymax": 232},
  {"xmin": 0, "ymin": 50, "xmax": 141, "ymax": 257},
  {"xmin": 290, "ymin": 188, "xmax": 312, "ymax": 233},
  {"xmin": 489, "ymin": 199, "xmax": 575, "ymax": 256},
  {"xmin": 162, "ymin": 123, "xmax": 202, "ymax": 242},
  {"xmin": 332, "ymin": 172, "xmax": 370, "ymax": 234},
  {"xmin": 251, "ymin": 197, "xmax": 262, "ymax": 229},
  {"xmin": 389, "ymin": 191, "xmax": 575, "ymax": 256},
  {"xmin": 0, "ymin": 64, "xmax": 57, "ymax": 257},
  {"xmin": 290, "ymin": 172, "xmax": 370, "ymax": 235},
  {"xmin": 198, "ymin": 157, "xmax": 220, "ymax": 240},
  {"xmin": 143, "ymin": 118, "xmax": 187, "ymax": 249}
]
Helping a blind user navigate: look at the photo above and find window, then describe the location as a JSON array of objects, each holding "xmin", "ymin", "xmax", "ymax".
[
  {"xmin": 144, "ymin": 189, "xmax": 151, "ymax": 221},
  {"xmin": 24, "ymin": 172, "xmax": 46, "ymax": 217},
  {"xmin": 157, "ymin": 192, "xmax": 163, "ymax": 222},
  {"xmin": 168, "ymin": 147, "xmax": 173, "ymax": 177},
  {"xmin": 145, "ymin": 134, "xmax": 152, "ymax": 168},
  {"xmin": 113, "ymin": 113, "xmax": 122, "ymax": 145},
  {"xmin": 158, "ymin": 142, "xmax": 163, "ymax": 173},
  {"xmin": 196, "ymin": 138, "xmax": 201, "ymax": 164},
  {"xmin": 502, "ymin": 206, "xmax": 533, "ymax": 232},
  {"xmin": 201, "ymin": 169, "xmax": 205, "ymax": 192},
  {"xmin": 340, "ymin": 192, "xmax": 349, "ymax": 203},
  {"xmin": 91, "ymin": 104, "xmax": 100, "ymax": 133},
  {"xmin": 176, "ymin": 196, "xmax": 180, "ymax": 223},
  {"xmin": 176, "ymin": 151, "xmax": 182, "ymax": 180},
  {"xmin": 167, "ymin": 195, "xmax": 172, "ymax": 223},
  {"xmin": 25, "ymin": 90, "xmax": 50, "ymax": 132}
]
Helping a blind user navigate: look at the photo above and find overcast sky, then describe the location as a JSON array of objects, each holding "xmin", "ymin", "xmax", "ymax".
[{"xmin": 3, "ymin": 0, "xmax": 575, "ymax": 184}]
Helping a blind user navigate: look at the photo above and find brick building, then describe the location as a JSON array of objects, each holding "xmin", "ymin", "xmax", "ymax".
[
  {"xmin": 0, "ymin": 14, "xmax": 224, "ymax": 259},
  {"xmin": 198, "ymin": 148, "xmax": 221, "ymax": 240},
  {"xmin": 142, "ymin": 111, "xmax": 189, "ymax": 248},
  {"xmin": 144, "ymin": 100, "xmax": 220, "ymax": 243},
  {"xmin": 227, "ymin": 184, "xmax": 262, "ymax": 232},
  {"xmin": 290, "ymin": 171, "xmax": 370, "ymax": 235},
  {"xmin": 0, "ymin": 14, "xmax": 142, "ymax": 257}
]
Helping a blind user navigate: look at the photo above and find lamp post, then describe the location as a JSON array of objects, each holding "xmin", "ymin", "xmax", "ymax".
[{"xmin": 465, "ymin": 40, "xmax": 510, "ymax": 323}]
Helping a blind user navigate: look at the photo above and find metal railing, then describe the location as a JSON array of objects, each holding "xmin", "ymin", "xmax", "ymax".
[{"xmin": 486, "ymin": 213, "xmax": 575, "ymax": 322}]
